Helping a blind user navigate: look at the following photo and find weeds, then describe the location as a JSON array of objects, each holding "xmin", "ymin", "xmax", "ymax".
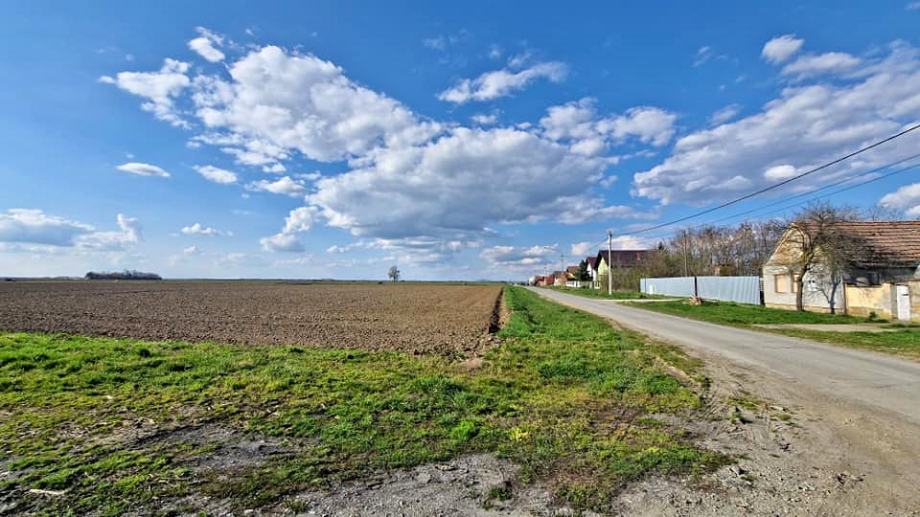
[{"xmin": 0, "ymin": 287, "xmax": 725, "ymax": 513}]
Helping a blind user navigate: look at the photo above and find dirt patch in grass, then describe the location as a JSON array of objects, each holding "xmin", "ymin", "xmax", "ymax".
[
  {"xmin": 0, "ymin": 280, "xmax": 502, "ymax": 357},
  {"xmin": 0, "ymin": 287, "xmax": 725, "ymax": 514}
]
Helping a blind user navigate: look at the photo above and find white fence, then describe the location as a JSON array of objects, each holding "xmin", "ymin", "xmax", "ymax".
[{"xmin": 640, "ymin": 276, "xmax": 762, "ymax": 305}]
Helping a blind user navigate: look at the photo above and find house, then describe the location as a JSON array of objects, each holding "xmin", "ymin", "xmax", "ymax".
[
  {"xmin": 552, "ymin": 271, "xmax": 568, "ymax": 287},
  {"xmin": 594, "ymin": 249, "xmax": 656, "ymax": 289},
  {"xmin": 565, "ymin": 264, "xmax": 593, "ymax": 288},
  {"xmin": 586, "ymin": 256, "xmax": 599, "ymax": 287},
  {"xmin": 762, "ymin": 221, "xmax": 920, "ymax": 321}
]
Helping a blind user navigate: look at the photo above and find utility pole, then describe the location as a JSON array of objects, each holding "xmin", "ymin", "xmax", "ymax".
[
  {"xmin": 607, "ymin": 230, "xmax": 613, "ymax": 296},
  {"xmin": 682, "ymin": 231, "xmax": 689, "ymax": 277}
]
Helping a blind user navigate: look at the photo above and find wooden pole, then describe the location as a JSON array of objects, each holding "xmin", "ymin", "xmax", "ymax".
[{"xmin": 607, "ymin": 230, "xmax": 613, "ymax": 296}]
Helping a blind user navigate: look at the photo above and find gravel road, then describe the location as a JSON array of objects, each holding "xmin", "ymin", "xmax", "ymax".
[{"xmin": 529, "ymin": 287, "xmax": 920, "ymax": 516}]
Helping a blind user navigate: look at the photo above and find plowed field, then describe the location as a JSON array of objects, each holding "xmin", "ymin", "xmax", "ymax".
[{"xmin": 0, "ymin": 281, "xmax": 503, "ymax": 355}]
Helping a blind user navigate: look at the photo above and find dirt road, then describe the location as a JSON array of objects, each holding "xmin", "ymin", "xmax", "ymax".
[{"xmin": 530, "ymin": 287, "xmax": 920, "ymax": 516}]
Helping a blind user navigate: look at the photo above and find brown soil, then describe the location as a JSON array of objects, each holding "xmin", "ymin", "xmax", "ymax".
[{"xmin": 0, "ymin": 281, "xmax": 503, "ymax": 356}]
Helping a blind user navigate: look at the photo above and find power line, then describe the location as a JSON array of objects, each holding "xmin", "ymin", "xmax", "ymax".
[
  {"xmin": 565, "ymin": 124, "xmax": 920, "ymax": 271},
  {"xmin": 736, "ymin": 162, "xmax": 920, "ymax": 220},
  {"xmin": 695, "ymin": 153, "xmax": 920, "ymax": 227},
  {"xmin": 620, "ymin": 122, "xmax": 920, "ymax": 237},
  {"xmin": 636, "ymin": 160, "xmax": 920, "ymax": 243}
]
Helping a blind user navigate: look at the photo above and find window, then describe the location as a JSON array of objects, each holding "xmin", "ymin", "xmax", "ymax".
[
  {"xmin": 791, "ymin": 274, "xmax": 801, "ymax": 293},
  {"xmin": 774, "ymin": 274, "xmax": 790, "ymax": 293}
]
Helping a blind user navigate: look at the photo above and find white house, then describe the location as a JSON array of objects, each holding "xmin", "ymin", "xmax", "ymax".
[{"xmin": 762, "ymin": 221, "xmax": 920, "ymax": 321}]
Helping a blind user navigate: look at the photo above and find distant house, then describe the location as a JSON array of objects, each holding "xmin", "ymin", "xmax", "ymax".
[
  {"xmin": 565, "ymin": 264, "xmax": 593, "ymax": 288},
  {"xmin": 552, "ymin": 271, "xmax": 568, "ymax": 287},
  {"xmin": 763, "ymin": 221, "xmax": 920, "ymax": 321},
  {"xmin": 594, "ymin": 249, "xmax": 656, "ymax": 289},
  {"xmin": 586, "ymin": 256, "xmax": 599, "ymax": 287}
]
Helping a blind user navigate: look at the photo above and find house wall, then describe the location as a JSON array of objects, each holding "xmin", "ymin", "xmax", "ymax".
[
  {"xmin": 764, "ymin": 273, "xmax": 919, "ymax": 321},
  {"xmin": 763, "ymin": 265, "xmax": 845, "ymax": 313},
  {"xmin": 911, "ymin": 280, "xmax": 920, "ymax": 321},
  {"xmin": 844, "ymin": 283, "xmax": 894, "ymax": 319},
  {"xmin": 594, "ymin": 259, "xmax": 609, "ymax": 290}
]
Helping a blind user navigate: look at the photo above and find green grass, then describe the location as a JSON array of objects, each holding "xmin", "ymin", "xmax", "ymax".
[
  {"xmin": 0, "ymin": 287, "xmax": 725, "ymax": 514},
  {"xmin": 627, "ymin": 299, "xmax": 920, "ymax": 360},
  {"xmin": 769, "ymin": 327, "xmax": 920, "ymax": 360},
  {"xmin": 628, "ymin": 299, "xmax": 863, "ymax": 325},
  {"xmin": 548, "ymin": 286, "xmax": 661, "ymax": 300}
]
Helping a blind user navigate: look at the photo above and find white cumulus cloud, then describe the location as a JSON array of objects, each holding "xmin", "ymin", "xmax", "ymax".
[
  {"xmin": 0, "ymin": 209, "xmax": 93, "ymax": 246},
  {"xmin": 0, "ymin": 210, "xmax": 141, "ymax": 251},
  {"xmin": 194, "ymin": 165, "xmax": 237, "ymax": 184},
  {"xmin": 763, "ymin": 164, "xmax": 797, "ymax": 180},
  {"xmin": 762, "ymin": 34, "xmax": 804, "ymax": 64},
  {"xmin": 782, "ymin": 51, "xmax": 861, "ymax": 78},
  {"xmin": 879, "ymin": 182, "xmax": 920, "ymax": 216},
  {"xmin": 188, "ymin": 27, "xmax": 225, "ymax": 62},
  {"xmin": 540, "ymin": 98, "xmax": 677, "ymax": 152},
  {"xmin": 100, "ymin": 59, "xmax": 190, "ymax": 126},
  {"xmin": 709, "ymin": 104, "xmax": 741, "ymax": 126},
  {"xmin": 308, "ymin": 127, "xmax": 622, "ymax": 239},
  {"xmin": 181, "ymin": 223, "xmax": 228, "ymax": 236},
  {"xmin": 260, "ymin": 207, "xmax": 317, "ymax": 252},
  {"xmin": 570, "ymin": 241, "xmax": 595, "ymax": 257},
  {"xmin": 116, "ymin": 162, "xmax": 171, "ymax": 178},
  {"xmin": 190, "ymin": 45, "xmax": 439, "ymax": 166},
  {"xmin": 438, "ymin": 61, "xmax": 568, "ymax": 104},
  {"xmin": 75, "ymin": 214, "xmax": 142, "ymax": 250},
  {"xmin": 246, "ymin": 176, "xmax": 307, "ymax": 197},
  {"xmin": 480, "ymin": 245, "xmax": 558, "ymax": 270},
  {"xmin": 107, "ymin": 42, "xmax": 660, "ymax": 260},
  {"xmin": 633, "ymin": 41, "xmax": 920, "ymax": 205}
]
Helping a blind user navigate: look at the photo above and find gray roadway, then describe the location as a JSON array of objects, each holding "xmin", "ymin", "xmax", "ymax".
[{"xmin": 528, "ymin": 287, "xmax": 920, "ymax": 426}]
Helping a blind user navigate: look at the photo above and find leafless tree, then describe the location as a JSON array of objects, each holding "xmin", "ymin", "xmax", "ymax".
[
  {"xmin": 665, "ymin": 220, "xmax": 784, "ymax": 277},
  {"xmin": 863, "ymin": 205, "xmax": 902, "ymax": 222},
  {"xmin": 777, "ymin": 203, "xmax": 863, "ymax": 313},
  {"xmin": 387, "ymin": 265, "xmax": 401, "ymax": 282}
]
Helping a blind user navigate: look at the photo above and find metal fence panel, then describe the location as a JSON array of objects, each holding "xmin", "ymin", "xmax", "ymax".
[
  {"xmin": 640, "ymin": 277, "xmax": 695, "ymax": 297},
  {"xmin": 696, "ymin": 276, "xmax": 761, "ymax": 305},
  {"xmin": 641, "ymin": 276, "xmax": 762, "ymax": 305}
]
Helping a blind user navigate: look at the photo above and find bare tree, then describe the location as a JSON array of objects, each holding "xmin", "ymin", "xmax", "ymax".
[
  {"xmin": 666, "ymin": 220, "xmax": 784, "ymax": 277},
  {"xmin": 387, "ymin": 265, "xmax": 401, "ymax": 282},
  {"xmin": 777, "ymin": 203, "xmax": 863, "ymax": 313},
  {"xmin": 863, "ymin": 205, "xmax": 902, "ymax": 222}
]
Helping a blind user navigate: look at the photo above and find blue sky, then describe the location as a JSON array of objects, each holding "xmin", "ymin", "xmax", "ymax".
[{"xmin": 2, "ymin": 1, "xmax": 920, "ymax": 280}]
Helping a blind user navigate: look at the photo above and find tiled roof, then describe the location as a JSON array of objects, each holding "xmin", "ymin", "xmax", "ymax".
[{"xmin": 828, "ymin": 221, "xmax": 920, "ymax": 267}]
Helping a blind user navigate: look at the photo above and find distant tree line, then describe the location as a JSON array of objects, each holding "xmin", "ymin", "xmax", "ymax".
[{"xmin": 85, "ymin": 270, "xmax": 162, "ymax": 280}]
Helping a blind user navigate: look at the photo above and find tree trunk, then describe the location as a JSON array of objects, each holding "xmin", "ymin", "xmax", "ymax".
[{"xmin": 795, "ymin": 276, "xmax": 805, "ymax": 312}]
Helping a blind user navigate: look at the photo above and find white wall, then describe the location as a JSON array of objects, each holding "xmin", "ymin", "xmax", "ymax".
[{"xmin": 763, "ymin": 265, "xmax": 846, "ymax": 312}]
